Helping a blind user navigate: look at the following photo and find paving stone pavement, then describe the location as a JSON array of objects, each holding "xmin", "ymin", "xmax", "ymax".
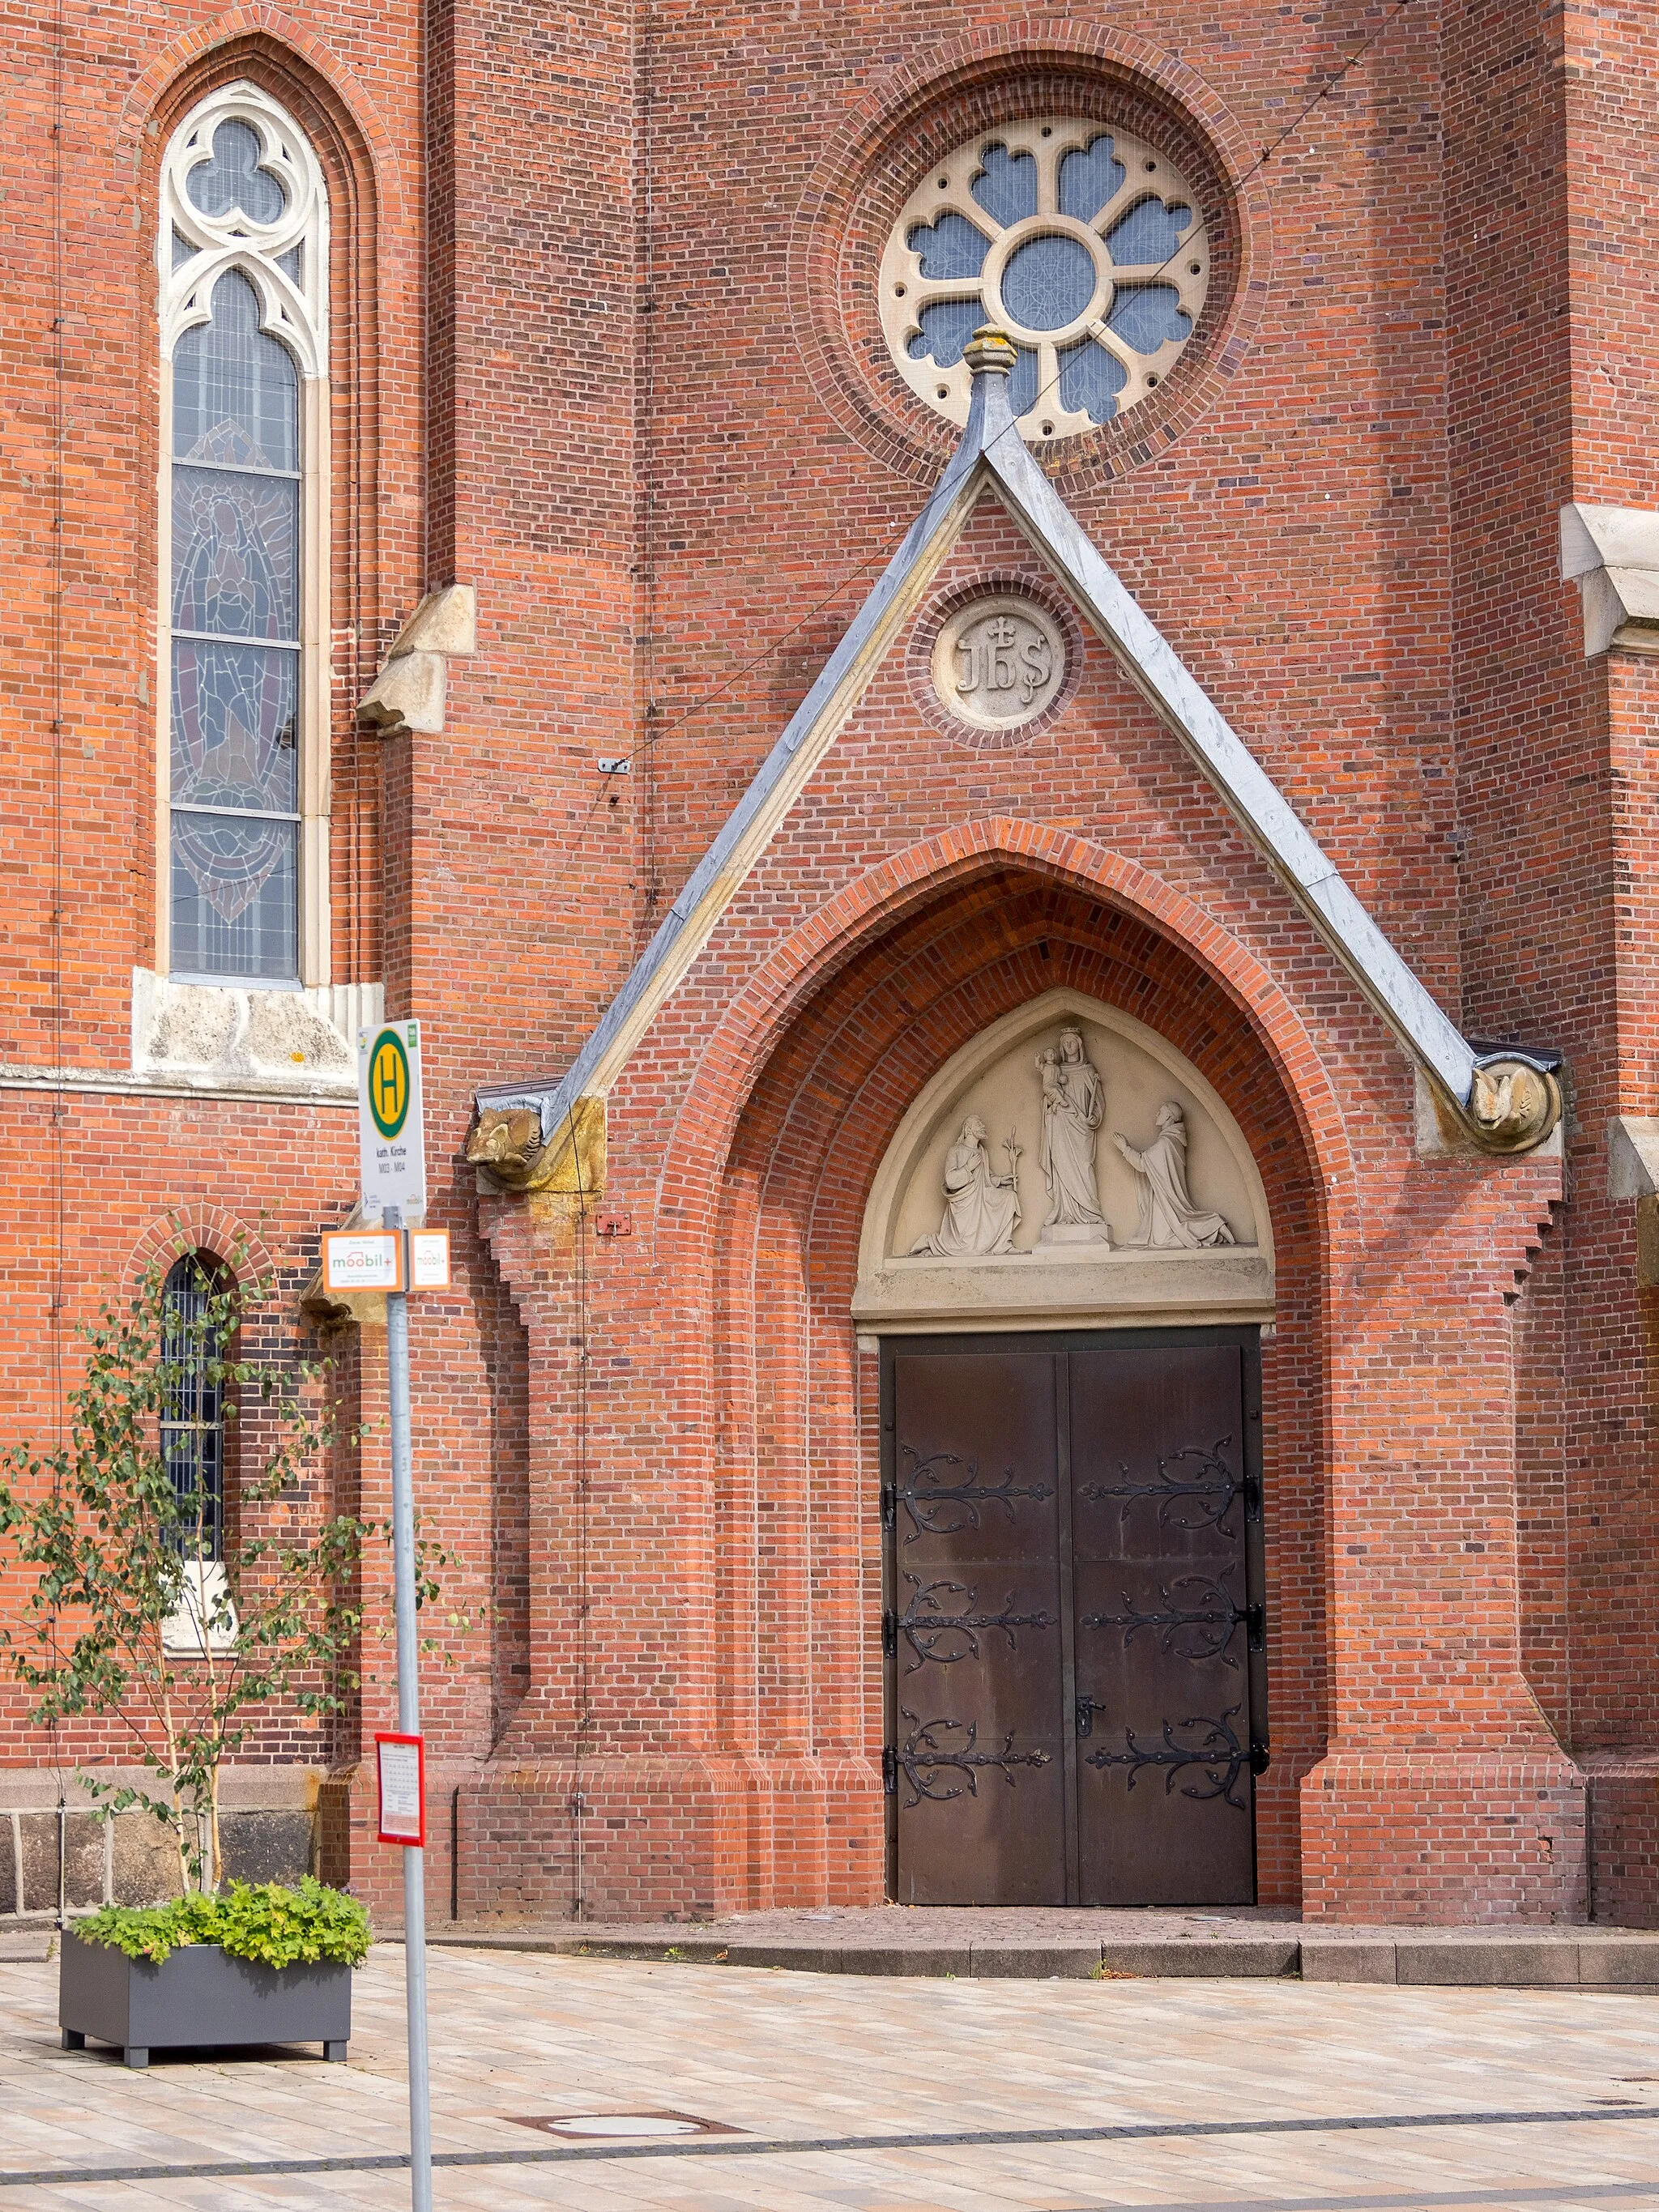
[{"xmin": 3, "ymin": 1943, "xmax": 1659, "ymax": 2210}]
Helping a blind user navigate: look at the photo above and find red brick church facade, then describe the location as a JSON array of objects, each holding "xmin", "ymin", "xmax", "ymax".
[{"xmin": 5, "ymin": 0, "xmax": 1659, "ymax": 1928}]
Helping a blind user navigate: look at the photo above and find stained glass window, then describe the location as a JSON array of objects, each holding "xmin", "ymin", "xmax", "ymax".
[
  {"xmin": 160, "ymin": 89, "xmax": 327, "ymax": 984},
  {"xmin": 881, "ymin": 120, "xmax": 1210, "ymax": 443},
  {"xmin": 160, "ymin": 1253, "xmax": 228, "ymax": 1560}
]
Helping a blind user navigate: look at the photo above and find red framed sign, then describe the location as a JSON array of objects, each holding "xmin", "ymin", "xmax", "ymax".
[
  {"xmin": 375, "ymin": 1732, "xmax": 426, "ymax": 1847},
  {"xmin": 322, "ymin": 1229, "xmax": 406, "ymax": 1295}
]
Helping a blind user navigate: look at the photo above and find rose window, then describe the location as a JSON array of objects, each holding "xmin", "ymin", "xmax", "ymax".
[{"xmin": 879, "ymin": 119, "xmax": 1209, "ymax": 442}]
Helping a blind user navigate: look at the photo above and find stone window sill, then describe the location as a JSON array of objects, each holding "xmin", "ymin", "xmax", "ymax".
[{"xmin": 131, "ymin": 968, "xmax": 383, "ymax": 1100}]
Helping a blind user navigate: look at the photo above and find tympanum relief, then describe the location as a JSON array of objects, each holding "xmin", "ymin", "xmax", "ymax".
[{"xmin": 900, "ymin": 1018, "xmax": 1255, "ymax": 1263}]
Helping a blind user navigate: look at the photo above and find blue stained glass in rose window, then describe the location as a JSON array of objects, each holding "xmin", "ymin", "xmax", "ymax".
[
  {"xmin": 169, "ymin": 268, "xmax": 301, "ymax": 981},
  {"xmin": 1058, "ymin": 135, "xmax": 1126, "ymax": 220},
  {"xmin": 970, "ymin": 143, "xmax": 1037, "ymax": 227}
]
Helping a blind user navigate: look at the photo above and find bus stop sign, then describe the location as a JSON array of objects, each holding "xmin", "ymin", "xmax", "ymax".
[{"xmin": 358, "ymin": 1021, "xmax": 428, "ymax": 1221}]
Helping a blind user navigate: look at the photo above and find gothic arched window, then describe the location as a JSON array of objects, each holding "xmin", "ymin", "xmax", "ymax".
[
  {"xmin": 160, "ymin": 1252, "xmax": 230, "ymax": 1559},
  {"xmin": 157, "ymin": 87, "xmax": 330, "ymax": 983}
]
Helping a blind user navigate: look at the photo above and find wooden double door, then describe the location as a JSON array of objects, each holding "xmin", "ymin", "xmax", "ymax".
[{"xmin": 882, "ymin": 1330, "xmax": 1266, "ymax": 1907}]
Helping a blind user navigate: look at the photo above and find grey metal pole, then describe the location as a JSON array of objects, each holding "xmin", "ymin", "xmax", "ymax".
[{"xmin": 384, "ymin": 1204, "xmax": 433, "ymax": 2212}]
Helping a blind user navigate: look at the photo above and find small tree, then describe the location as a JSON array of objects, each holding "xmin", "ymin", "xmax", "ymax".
[{"xmin": 0, "ymin": 1246, "xmax": 369, "ymax": 1894}]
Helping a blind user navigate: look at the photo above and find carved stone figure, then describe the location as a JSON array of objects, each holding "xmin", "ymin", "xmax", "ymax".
[
  {"xmin": 1037, "ymin": 1027, "xmax": 1111, "ymax": 1244},
  {"xmin": 1468, "ymin": 1059, "xmax": 1562, "ymax": 1153},
  {"xmin": 464, "ymin": 1106, "xmax": 545, "ymax": 1178},
  {"xmin": 930, "ymin": 595, "xmax": 1066, "ymax": 730},
  {"xmin": 911, "ymin": 1114, "xmax": 1021, "ymax": 1256},
  {"xmin": 1113, "ymin": 1102, "xmax": 1237, "ymax": 1250}
]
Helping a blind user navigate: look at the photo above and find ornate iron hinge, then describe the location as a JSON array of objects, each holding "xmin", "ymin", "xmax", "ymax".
[
  {"xmin": 1081, "ymin": 1703, "xmax": 1253, "ymax": 1811},
  {"xmin": 892, "ymin": 1574, "xmax": 1052, "ymax": 1673},
  {"xmin": 891, "ymin": 1443, "xmax": 1052, "ymax": 1543},
  {"xmin": 1081, "ymin": 1439, "xmax": 1244, "ymax": 1535},
  {"xmin": 1080, "ymin": 1573, "xmax": 1250, "ymax": 1667},
  {"xmin": 880, "ymin": 1484, "xmax": 896, "ymax": 1532},
  {"xmin": 881, "ymin": 1744, "xmax": 898, "ymax": 1796},
  {"xmin": 888, "ymin": 1709, "xmax": 1051, "ymax": 1809},
  {"xmin": 881, "ymin": 1610, "xmax": 897, "ymax": 1657}
]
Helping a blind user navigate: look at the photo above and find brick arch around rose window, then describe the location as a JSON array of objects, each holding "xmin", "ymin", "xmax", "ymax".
[
  {"xmin": 787, "ymin": 17, "xmax": 1272, "ymax": 493},
  {"xmin": 673, "ymin": 833, "xmax": 1348, "ymax": 1907},
  {"xmin": 121, "ymin": 28, "xmax": 394, "ymax": 989}
]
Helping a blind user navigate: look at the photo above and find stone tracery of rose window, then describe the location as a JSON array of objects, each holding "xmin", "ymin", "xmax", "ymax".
[{"xmin": 879, "ymin": 119, "xmax": 1210, "ymax": 443}]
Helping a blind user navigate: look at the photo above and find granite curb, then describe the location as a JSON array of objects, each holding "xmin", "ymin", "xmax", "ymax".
[{"xmin": 424, "ymin": 1925, "xmax": 1659, "ymax": 1988}]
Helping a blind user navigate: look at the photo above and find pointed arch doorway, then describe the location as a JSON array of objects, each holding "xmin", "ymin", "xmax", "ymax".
[{"xmin": 859, "ymin": 989, "xmax": 1273, "ymax": 1907}]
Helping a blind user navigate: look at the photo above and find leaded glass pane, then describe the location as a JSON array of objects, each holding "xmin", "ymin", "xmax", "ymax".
[
  {"xmin": 1106, "ymin": 284, "xmax": 1192, "ymax": 353},
  {"xmin": 1009, "ymin": 344, "xmax": 1038, "ymax": 420},
  {"xmin": 1058, "ymin": 135, "xmax": 1125, "ymax": 221},
  {"xmin": 1000, "ymin": 234, "xmax": 1096, "ymax": 331},
  {"xmin": 172, "ymin": 467, "xmax": 298, "ymax": 641},
  {"xmin": 186, "ymin": 118, "xmax": 287, "ymax": 224},
  {"xmin": 171, "ymin": 640, "xmax": 300, "ymax": 816},
  {"xmin": 171, "ymin": 814, "xmax": 298, "ymax": 982},
  {"xmin": 1058, "ymin": 337, "xmax": 1126, "ymax": 420},
  {"xmin": 970, "ymin": 143, "xmax": 1037, "ymax": 226},
  {"xmin": 907, "ymin": 299, "xmax": 983, "ymax": 369},
  {"xmin": 904, "ymin": 211, "xmax": 988, "ymax": 281},
  {"xmin": 173, "ymin": 271, "xmax": 298, "ymax": 470},
  {"xmin": 1102, "ymin": 196, "xmax": 1194, "ymax": 268}
]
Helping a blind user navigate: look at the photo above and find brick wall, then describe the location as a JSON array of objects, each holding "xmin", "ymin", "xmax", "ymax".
[{"xmin": 2, "ymin": 0, "xmax": 1657, "ymax": 1926}]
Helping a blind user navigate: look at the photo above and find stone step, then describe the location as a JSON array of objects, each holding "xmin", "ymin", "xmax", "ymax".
[{"xmin": 426, "ymin": 1923, "xmax": 1659, "ymax": 1988}]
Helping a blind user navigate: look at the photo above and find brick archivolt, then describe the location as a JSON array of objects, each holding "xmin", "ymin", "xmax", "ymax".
[
  {"xmin": 126, "ymin": 1204, "xmax": 279, "ymax": 1294},
  {"xmin": 666, "ymin": 820, "xmax": 1357, "ymax": 1262}
]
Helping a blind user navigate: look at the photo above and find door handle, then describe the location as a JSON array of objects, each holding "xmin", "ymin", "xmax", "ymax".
[{"xmin": 1075, "ymin": 1697, "xmax": 1095, "ymax": 1739}]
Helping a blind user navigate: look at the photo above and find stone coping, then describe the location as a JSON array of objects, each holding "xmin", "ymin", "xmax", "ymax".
[{"xmin": 0, "ymin": 1768, "xmax": 323, "ymax": 1812}]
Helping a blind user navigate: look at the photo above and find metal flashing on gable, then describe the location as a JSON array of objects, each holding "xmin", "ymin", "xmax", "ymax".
[{"xmin": 473, "ymin": 331, "xmax": 1559, "ymax": 1178}]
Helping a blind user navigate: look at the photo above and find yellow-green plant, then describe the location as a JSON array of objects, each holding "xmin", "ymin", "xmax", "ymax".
[{"xmin": 75, "ymin": 1877, "xmax": 372, "ymax": 1968}]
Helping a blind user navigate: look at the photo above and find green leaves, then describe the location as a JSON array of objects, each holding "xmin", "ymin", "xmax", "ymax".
[
  {"xmin": 0, "ymin": 1241, "xmax": 369, "ymax": 1892},
  {"xmin": 74, "ymin": 1877, "xmax": 372, "ymax": 1969}
]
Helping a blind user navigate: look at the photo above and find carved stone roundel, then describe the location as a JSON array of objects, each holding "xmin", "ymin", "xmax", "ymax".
[{"xmin": 931, "ymin": 595, "xmax": 1066, "ymax": 731}]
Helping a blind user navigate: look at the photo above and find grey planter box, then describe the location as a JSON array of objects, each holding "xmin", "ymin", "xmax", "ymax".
[{"xmin": 59, "ymin": 1931, "xmax": 351, "ymax": 2069}]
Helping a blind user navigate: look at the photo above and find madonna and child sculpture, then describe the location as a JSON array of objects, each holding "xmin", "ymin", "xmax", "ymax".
[{"xmin": 1035, "ymin": 1027, "xmax": 1111, "ymax": 1246}]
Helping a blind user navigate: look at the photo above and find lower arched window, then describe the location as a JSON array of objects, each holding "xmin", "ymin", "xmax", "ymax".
[{"xmin": 160, "ymin": 1253, "xmax": 228, "ymax": 1559}]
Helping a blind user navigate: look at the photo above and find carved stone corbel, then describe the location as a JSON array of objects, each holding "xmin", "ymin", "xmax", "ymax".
[
  {"xmin": 1559, "ymin": 505, "xmax": 1659, "ymax": 658},
  {"xmin": 1608, "ymin": 1117, "xmax": 1659, "ymax": 1284},
  {"xmin": 466, "ymin": 1095, "xmax": 606, "ymax": 1197},
  {"xmin": 1417, "ymin": 1056, "xmax": 1563, "ymax": 1159},
  {"xmin": 1465, "ymin": 1058, "xmax": 1563, "ymax": 1153},
  {"xmin": 358, "ymin": 584, "xmax": 477, "ymax": 735}
]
